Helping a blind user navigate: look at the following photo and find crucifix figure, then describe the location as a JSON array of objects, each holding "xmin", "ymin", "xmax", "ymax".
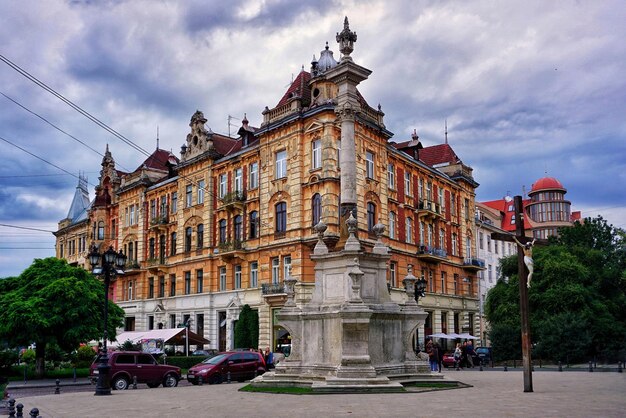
[{"xmin": 513, "ymin": 237, "xmax": 536, "ymax": 288}]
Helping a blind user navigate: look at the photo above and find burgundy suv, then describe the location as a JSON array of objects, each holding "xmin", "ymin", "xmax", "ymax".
[
  {"xmin": 89, "ymin": 351, "xmax": 181, "ymax": 390},
  {"xmin": 187, "ymin": 351, "xmax": 265, "ymax": 385}
]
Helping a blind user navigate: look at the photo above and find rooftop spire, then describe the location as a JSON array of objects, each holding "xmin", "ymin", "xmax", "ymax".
[
  {"xmin": 336, "ymin": 16, "xmax": 357, "ymax": 61},
  {"xmin": 445, "ymin": 119, "xmax": 448, "ymax": 144},
  {"xmin": 156, "ymin": 126, "xmax": 160, "ymax": 150}
]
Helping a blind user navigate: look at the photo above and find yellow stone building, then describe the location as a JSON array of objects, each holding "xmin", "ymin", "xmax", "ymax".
[{"xmin": 56, "ymin": 33, "xmax": 483, "ymax": 353}]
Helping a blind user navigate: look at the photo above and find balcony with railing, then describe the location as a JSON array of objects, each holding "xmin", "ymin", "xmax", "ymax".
[
  {"xmin": 417, "ymin": 200, "xmax": 444, "ymax": 220},
  {"xmin": 125, "ymin": 260, "xmax": 141, "ymax": 271},
  {"xmin": 220, "ymin": 191, "xmax": 246, "ymax": 211},
  {"xmin": 463, "ymin": 257, "xmax": 486, "ymax": 271},
  {"xmin": 416, "ymin": 245, "xmax": 447, "ymax": 262},
  {"xmin": 261, "ymin": 282, "xmax": 285, "ymax": 295},
  {"xmin": 217, "ymin": 240, "xmax": 245, "ymax": 261},
  {"xmin": 149, "ymin": 214, "xmax": 170, "ymax": 231},
  {"xmin": 146, "ymin": 257, "xmax": 168, "ymax": 273}
]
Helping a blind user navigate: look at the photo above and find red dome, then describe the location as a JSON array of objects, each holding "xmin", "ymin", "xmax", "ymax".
[{"xmin": 530, "ymin": 176, "xmax": 565, "ymax": 192}]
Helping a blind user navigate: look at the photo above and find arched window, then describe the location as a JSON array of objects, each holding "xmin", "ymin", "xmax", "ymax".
[
  {"xmin": 249, "ymin": 211, "xmax": 259, "ymax": 239},
  {"xmin": 389, "ymin": 211, "xmax": 396, "ymax": 239},
  {"xmin": 275, "ymin": 202, "xmax": 287, "ymax": 233},
  {"xmin": 367, "ymin": 202, "xmax": 376, "ymax": 232},
  {"xmin": 233, "ymin": 215, "xmax": 242, "ymax": 243},
  {"xmin": 218, "ymin": 219, "xmax": 227, "ymax": 243},
  {"xmin": 185, "ymin": 227, "xmax": 192, "ymax": 252},
  {"xmin": 312, "ymin": 193, "xmax": 322, "ymax": 226},
  {"xmin": 97, "ymin": 221, "xmax": 105, "ymax": 240},
  {"xmin": 197, "ymin": 224, "xmax": 204, "ymax": 248}
]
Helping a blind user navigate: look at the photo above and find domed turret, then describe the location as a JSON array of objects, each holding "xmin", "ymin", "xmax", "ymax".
[
  {"xmin": 316, "ymin": 42, "xmax": 338, "ymax": 74},
  {"xmin": 530, "ymin": 176, "xmax": 565, "ymax": 192}
]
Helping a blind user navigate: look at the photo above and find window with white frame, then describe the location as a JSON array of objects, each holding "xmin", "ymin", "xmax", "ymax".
[
  {"xmin": 198, "ymin": 180, "xmax": 205, "ymax": 204},
  {"xmin": 389, "ymin": 262, "xmax": 397, "ymax": 287},
  {"xmin": 186, "ymin": 184, "xmax": 193, "ymax": 207},
  {"xmin": 438, "ymin": 188, "xmax": 444, "ymax": 209},
  {"xmin": 219, "ymin": 266, "xmax": 227, "ymax": 290},
  {"xmin": 439, "ymin": 228, "xmax": 445, "ymax": 249},
  {"xmin": 366, "ymin": 151, "xmax": 374, "ymax": 179},
  {"xmin": 467, "ymin": 237, "xmax": 472, "ymax": 258},
  {"xmin": 249, "ymin": 162, "xmax": 259, "ymax": 189},
  {"xmin": 418, "ymin": 178, "xmax": 424, "ymax": 199},
  {"xmin": 219, "ymin": 174, "xmax": 227, "ymax": 198},
  {"xmin": 428, "ymin": 224, "xmax": 433, "ymax": 246},
  {"xmin": 234, "ymin": 168, "xmax": 243, "ymax": 194},
  {"xmin": 283, "ymin": 255, "xmax": 292, "ymax": 280},
  {"xmin": 312, "ymin": 139, "xmax": 321, "ymax": 169},
  {"xmin": 440, "ymin": 271, "xmax": 446, "ymax": 293},
  {"xmin": 171, "ymin": 192, "xmax": 177, "ymax": 213},
  {"xmin": 271, "ymin": 258, "xmax": 280, "ymax": 284},
  {"xmin": 234, "ymin": 265, "xmax": 242, "ymax": 289},
  {"xmin": 406, "ymin": 217, "xmax": 413, "ymax": 243},
  {"xmin": 276, "ymin": 150, "xmax": 287, "ymax": 179},
  {"xmin": 420, "ymin": 221, "xmax": 425, "ymax": 245},
  {"xmin": 312, "ymin": 194, "xmax": 322, "ymax": 226},
  {"xmin": 367, "ymin": 202, "xmax": 376, "ymax": 232},
  {"xmin": 250, "ymin": 261, "xmax": 258, "ymax": 288},
  {"xmin": 405, "ymin": 172, "xmax": 411, "ymax": 196},
  {"xmin": 389, "ymin": 211, "xmax": 396, "ymax": 239},
  {"xmin": 426, "ymin": 181, "xmax": 432, "ymax": 201},
  {"xmin": 387, "ymin": 164, "xmax": 395, "ymax": 189},
  {"xmin": 452, "ymin": 233, "xmax": 458, "ymax": 256}
]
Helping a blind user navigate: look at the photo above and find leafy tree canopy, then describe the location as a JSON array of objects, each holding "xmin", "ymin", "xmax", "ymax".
[
  {"xmin": 485, "ymin": 217, "xmax": 626, "ymax": 363},
  {"xmin": 0, "ymin": 257, "xmax": 125, "ymax": 376}
]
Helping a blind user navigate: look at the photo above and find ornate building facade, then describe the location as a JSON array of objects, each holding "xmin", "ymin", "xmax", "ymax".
[{"xmin": 56, "ymin": 20, "xmax": 483, "ymax": 352}]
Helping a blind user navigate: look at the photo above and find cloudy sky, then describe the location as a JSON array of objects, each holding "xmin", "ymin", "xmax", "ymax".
[{"xmin": 1, "ymin": 0, "xmax": 625, "ymax": 277}]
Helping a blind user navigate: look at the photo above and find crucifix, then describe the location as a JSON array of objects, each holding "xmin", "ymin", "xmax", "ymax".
[{"xmin": 491, "ymin": 195, "xmax": 547, "ymax": 393}]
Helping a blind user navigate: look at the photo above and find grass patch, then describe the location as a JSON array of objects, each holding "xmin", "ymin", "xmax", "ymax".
[
  {"xmin": 410, "ymin": 382, "xmax": 458, "ymax": 388},
  {"xmin": 239, "ymin": 384, "xmax": 313, "ymax": 394}
]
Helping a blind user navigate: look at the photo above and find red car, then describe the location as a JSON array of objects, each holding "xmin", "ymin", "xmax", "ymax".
[
  {"xmin": 187, "ymin": 351, "xmax": 266, "ymax": 384},
  {"xmin": 442, "ymin": 352, "xmax": 456, "ymax": 368},
  {"xmin": 89, "ymin": 351, "xmax": 181, "ymax": 390}
]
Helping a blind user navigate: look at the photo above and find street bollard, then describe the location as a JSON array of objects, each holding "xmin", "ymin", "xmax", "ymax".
[
  {"xmin": 29, "ymin": 408, "xmax": 39, "ymax": 418},
  {"xmin": 558, "ymin": 361, "xmax": 562, "ymax": 372},
  {"xmin": 16, "ymin": 403, "xmax": 24, "ymax": 418},
  {"xmin": 588, "ymin": 361, "xmax": 593, "ymax": 372},
  {"xmin": 618, "ymin": 361, "xmax": 623, "ymax": 373},
  {"xmin": 227, "ymin": 371, "xmax": 231, "ymax": 384},
  {"xmin": 55, "ymin": 378, "xmax": 61, "ymax": 394},
  {"xmin": 133, "ymin": 375, "xmax": 138, "ymax": 389},
  {"xmin": 8, "ymin": 398, "xmax": 15, "ymax": 418},
  {"xmin": 504, "ymin": 363, "xmax": 508, "ymax": 372}
]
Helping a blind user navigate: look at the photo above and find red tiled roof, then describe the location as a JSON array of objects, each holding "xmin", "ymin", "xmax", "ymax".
[
  {"xmin": 276, "ymin": 71, "xmax": 311, "ymax": 107},
  {"xmin": 140, "ymin": 149, "xmax": 178, "ymax": 172},
  {"xmin": 419, "ymin": 144, "xmax": 461, "ymax": 167},
  {"xmin": 481, "ymin": 198, "xmax": 533, "ymax": 232},
  {"xmin": 212, "ymin": 134, "xmax": 243, "ymax": 156}
]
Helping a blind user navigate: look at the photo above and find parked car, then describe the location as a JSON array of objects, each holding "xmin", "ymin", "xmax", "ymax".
[
  {"xmin": 187, "ymin": 351, "xmax": 266, "ymax": 385},
  {"xmin": 442, "ymin": 352, "xmax": 456, "ymax": 368},
  {"xmin": 192, "ymin": 349, "xmax": 219, "ymax": 357},
  {"xmin": 475, "ymin": 346, "xmax": 493, "ymax": 365},
  {"xmin": 89, "ymin": 351, "xmax": 181, "ymax": 390}
]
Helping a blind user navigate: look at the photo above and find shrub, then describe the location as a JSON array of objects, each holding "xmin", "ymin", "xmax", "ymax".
[
  {"xmin": 74, "ymin": 345, "xmax": 97, "ymax": 368},
  {"xmin": 0, "ymin": 350, "xmax": 19, "ymax": 371},
  {"xmin": 21, "ymin": 349, "xmax": 36, "ymax": 365}
]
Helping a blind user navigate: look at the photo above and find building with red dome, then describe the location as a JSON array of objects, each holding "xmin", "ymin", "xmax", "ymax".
[{"xmin": 481, "ymin": 175, "xmax": 580, "ymax": 240}]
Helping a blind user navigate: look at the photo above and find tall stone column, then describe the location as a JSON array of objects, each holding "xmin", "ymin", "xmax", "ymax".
[{"xmin": 325, "ymin": 17, "xmax": 371, "ymax": 249}]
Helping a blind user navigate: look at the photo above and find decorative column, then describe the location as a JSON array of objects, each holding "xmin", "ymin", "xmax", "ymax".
[{"xmin": 325, "ymin": 17, "xmax": 372, "ymax": 248}]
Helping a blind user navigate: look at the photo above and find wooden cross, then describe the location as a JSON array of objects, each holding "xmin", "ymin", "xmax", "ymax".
[{"xmin": 490, "ymin": 195, "xmax": 547, "ymax": 393}]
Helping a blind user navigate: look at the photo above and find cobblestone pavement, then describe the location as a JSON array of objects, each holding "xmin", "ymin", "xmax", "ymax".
[{"xmin": 6, "ymin": 370, "xmax": 626, "ymax": 418}]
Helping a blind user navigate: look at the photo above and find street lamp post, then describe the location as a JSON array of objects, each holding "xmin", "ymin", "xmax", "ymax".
[{"xmin": 88, "ymin": 244, "xmax": 126, "ymax": 396}]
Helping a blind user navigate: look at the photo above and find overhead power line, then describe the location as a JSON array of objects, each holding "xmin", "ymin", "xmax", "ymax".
[
  {"xmin": 0, "ymin": 54, "xmax": 151, "ymax": 157},
  {"xmin": 0, "ymin": 223, "xmax": 56, "ymax": 233},
  {"xmin": 0, "ymin": 134, "xmax": 97, "ymax": 188}
]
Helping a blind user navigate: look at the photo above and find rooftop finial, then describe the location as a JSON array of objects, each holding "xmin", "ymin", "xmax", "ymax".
[
  {"xmin": 445, "ymin": 119, "xmax": 448, "ymax": 144},
  {"xmin": 156, "ymin": 125, "xmax": 160, "ymax": 150},
  {"xmin": 336, "ymin": 16, "xmax": 357, "ymax": 61}
]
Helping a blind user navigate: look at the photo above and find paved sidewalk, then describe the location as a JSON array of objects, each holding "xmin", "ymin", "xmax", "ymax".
[{"xmin": 6, "ymin": 370, "xmax": 625, "ymax": 418}]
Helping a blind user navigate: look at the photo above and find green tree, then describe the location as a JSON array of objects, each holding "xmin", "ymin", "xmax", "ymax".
[
  {"xmin": 234, "ymin": 305, "xmax": 259, "ymax": 349},
  {"xmin": 0, "ymin": 257, "xmax": 125, "ymax": 378},
  {"xmin": 485, "ymin": 217, "xmax": 626, "ymax": 363}
]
